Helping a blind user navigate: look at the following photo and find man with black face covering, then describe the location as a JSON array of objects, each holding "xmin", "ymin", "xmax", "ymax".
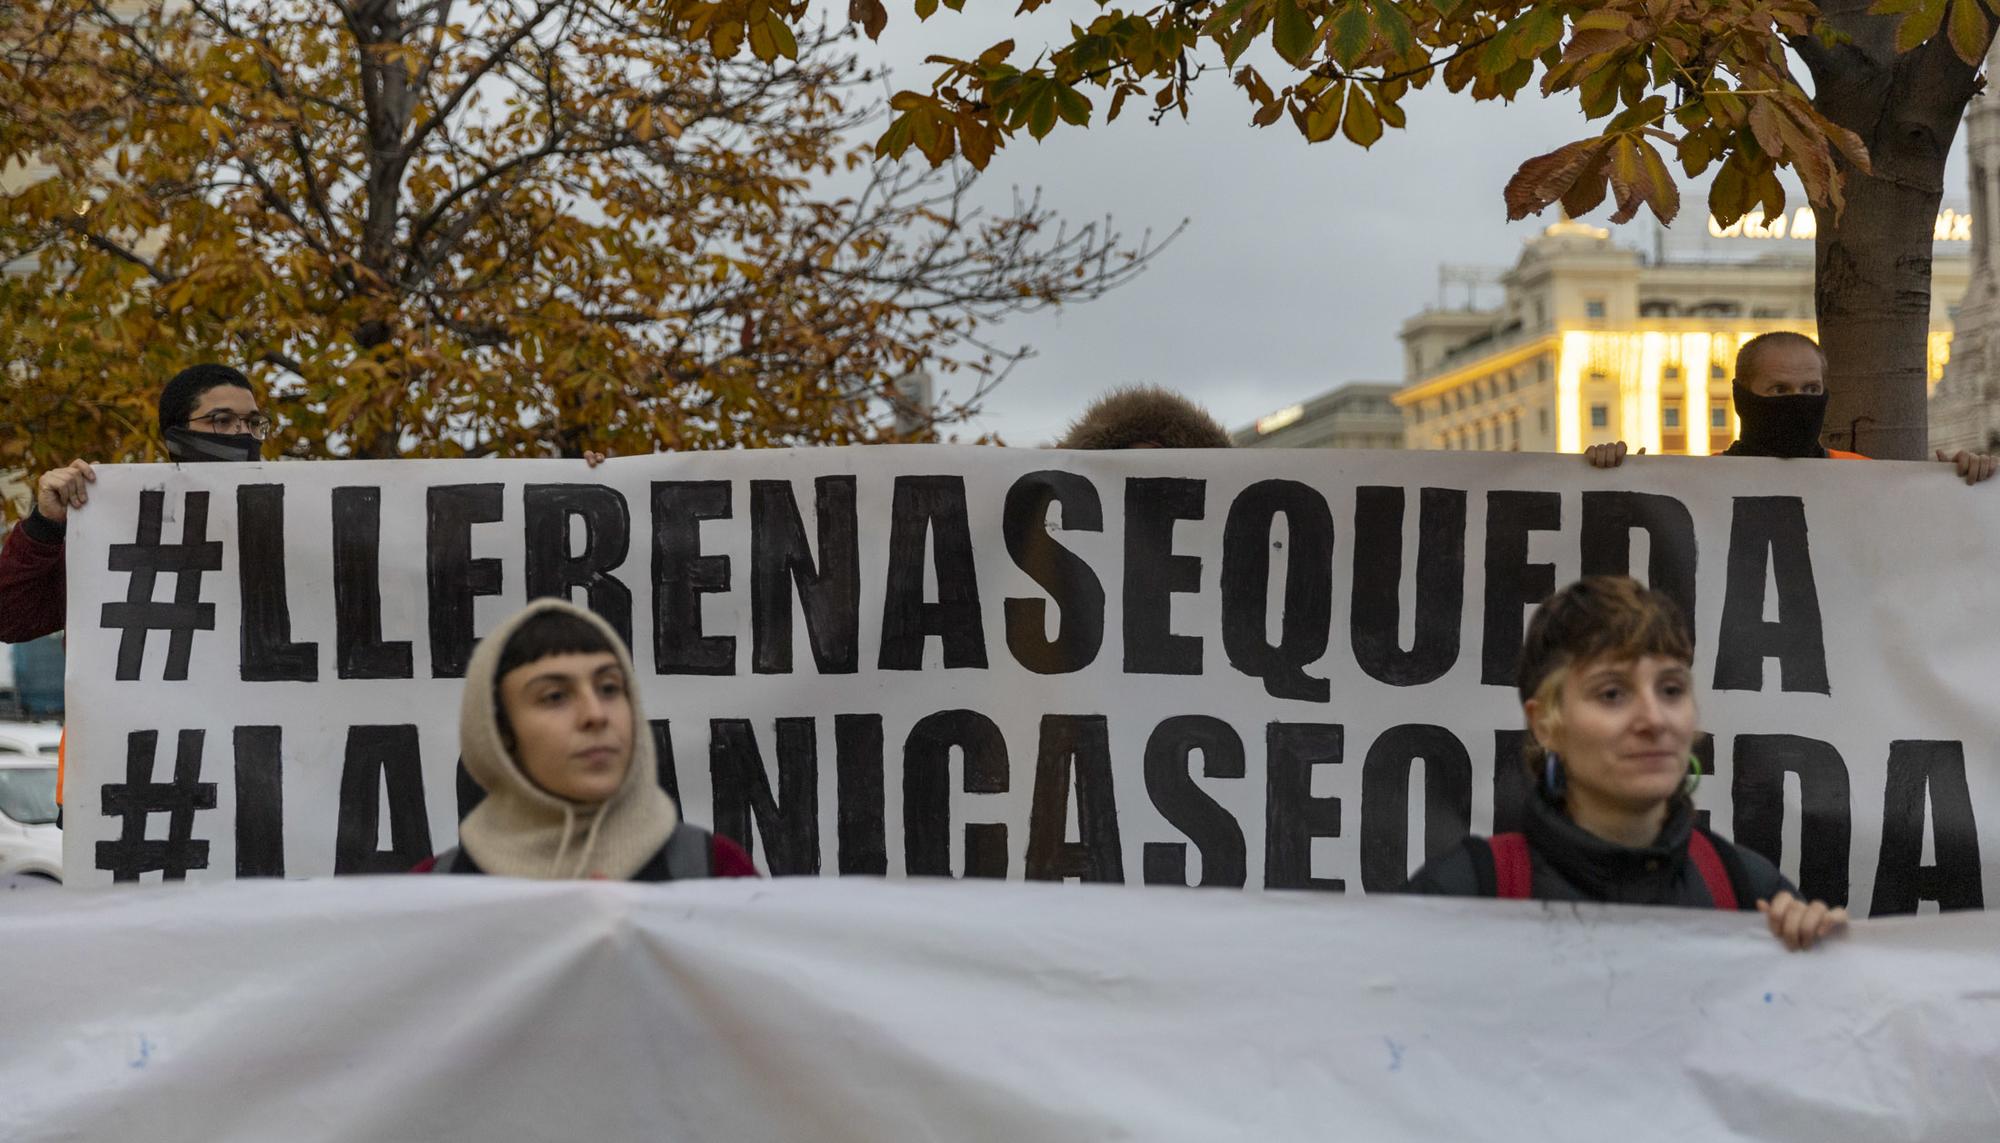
[
  {"xmin": 1584, "ymin": 331, "xmax": 1999, "ymax": 482},
  {"xmin": 2, "ymin": 365, "xmax": 270, "ymax": 823},
  {"xmin": 0, "ymin": 364, "xmax": 269, "ymax": 645}
]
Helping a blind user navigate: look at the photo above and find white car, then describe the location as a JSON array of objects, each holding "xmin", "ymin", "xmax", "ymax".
[{"xmin": 0, "ymin": 721, "xmax": 62, "ymax": 885}]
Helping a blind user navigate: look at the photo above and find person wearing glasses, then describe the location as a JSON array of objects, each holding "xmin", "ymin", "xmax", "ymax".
[
  {"xmin": 1, "ymin": 364, "xmax": 271, "ymax": 646},
  {"xmin": 0, "ymin": 364, "xmax": 275, "ymax": 822},
  {"xmin": 160, "ymin": 365, "xmax": 274, "ymax": 463}
]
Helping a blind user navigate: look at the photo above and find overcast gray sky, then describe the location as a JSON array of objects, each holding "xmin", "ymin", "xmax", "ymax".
[{"xmin": 830, "ymin": 5, "xmax": 1975, "ymax": 446}]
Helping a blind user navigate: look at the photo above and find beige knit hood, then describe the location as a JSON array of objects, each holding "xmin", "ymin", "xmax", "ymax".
[{"xmin": 457, "ymin": 598, "xmax": 679, "ymax": 879}]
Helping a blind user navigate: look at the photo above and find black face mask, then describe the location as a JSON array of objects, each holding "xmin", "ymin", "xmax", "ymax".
[
  {"xmin": 163, "ymin": 426, "xmax": 263, "ymax": 463},
  {"xmin": 1726, "ymin": 382, "xmax": 1828, "ymax": 459}
]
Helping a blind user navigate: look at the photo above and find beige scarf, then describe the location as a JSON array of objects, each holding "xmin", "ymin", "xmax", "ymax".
[{"xmin": 456, "ymin": 599, "xmax": 678, "ymax": 879}]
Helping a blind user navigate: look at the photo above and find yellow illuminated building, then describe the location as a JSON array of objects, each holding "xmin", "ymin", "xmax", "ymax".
[{"xmin": 1393, "ymin": 220, "xmax": 1967, "ymax": 454}]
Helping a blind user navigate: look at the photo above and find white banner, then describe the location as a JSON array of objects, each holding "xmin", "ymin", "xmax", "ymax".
[
  {"xmin": 3, "ymin": 878, "xmax": 1996, "ymax": 1141},
  {"xmin": 61, "ymin": 448, "xmax": 2000, "ymax": 909}
]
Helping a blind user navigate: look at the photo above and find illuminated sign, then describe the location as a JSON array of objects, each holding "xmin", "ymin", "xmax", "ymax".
[
  {"xmin": 1256, "ymin": 404, "xmax": 1305, "ymax": 434},
  {"xmin": 1708, "ymin": 207, "xmax": 1971, "ymax": 241}
]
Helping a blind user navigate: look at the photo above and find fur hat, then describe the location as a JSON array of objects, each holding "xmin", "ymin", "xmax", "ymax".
[{"xmin": 1055, "ymin": 386, "xmax": 1233, "ymax": 450}]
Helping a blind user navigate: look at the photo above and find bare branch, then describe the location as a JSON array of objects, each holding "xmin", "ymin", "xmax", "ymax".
[{"xmin": 73, "ymin": 226, "xmax": 174, "ymax": 283}]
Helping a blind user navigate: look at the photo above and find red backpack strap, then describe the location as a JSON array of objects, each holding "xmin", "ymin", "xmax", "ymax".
[
  {"xmin": 1685, "ymin": 830, "xmax": 1738, "ymax": 911},
  {"xmin": 1487, "ymin": 833, "xmax": 1533, "ymax": 899}
]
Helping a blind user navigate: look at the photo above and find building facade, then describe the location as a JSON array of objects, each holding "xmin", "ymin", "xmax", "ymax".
[
  {"xmin": 1394, "ymin": 220, "xmax": 1967, "ymax": 454},
  {"xmin": 1234, "ymin": 382, "xmax": 1403, "ymax": 449}
]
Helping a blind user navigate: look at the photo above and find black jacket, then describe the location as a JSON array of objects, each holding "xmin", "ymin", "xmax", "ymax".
[
  {"xmin": 1403, "ymin": 792, "xmax": 1793, "ymax": 909},
  {"xmin": 418, "ymin": 824, "xmax": 759, "ymax": 880}
]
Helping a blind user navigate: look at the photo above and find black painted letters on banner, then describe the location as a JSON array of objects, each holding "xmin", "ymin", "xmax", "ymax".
[
  {"xmin": 332, "ymin": 486, "xmax": 414, "ymax": 680},
  {"xmin": 1141, "ymin": 715, "xmax": 1247, "ymax": 888},
  {"xmin": 879, "ymin": 477, "xmax": 987, "ymax": 671},
  {"xmin": 1714, "ymin": 497, "xmax": 1829, "ymax": 694},
  {"xmin": 524, "ymin": 483, "xmax": 634, "ymax": 647},
  {"xmin": 903, "ymin": 710, "xmax": 1010, "ymax": 878},
  {"xmin": 751, "ymin": 477, "xmax": 860, "ymax": 675},
  {"xmin": 1124, "ymin": 478, "xmax": 1206, "ymax": 675},
  {"xmin": 1481, "ymin": 491, "xmax": 1561, "ymax": 686},
  {"xmin": 1351, "ymin": 487, "xmax": 1466, "ymax": 686},
  {"xmin": 1220, "ymin": 480, "xmax": 1334, "ymax": 701},
  {"xmin": 1003, "ymin": 471, "xmax": 1107, "ymax": 674},
  {"xmin": 652, "ymin": 481, "xmax": 736, "ymax": 675},
  {"xmin": 427, "ymin": 484, "xmax": 505, "ymax": 678}
]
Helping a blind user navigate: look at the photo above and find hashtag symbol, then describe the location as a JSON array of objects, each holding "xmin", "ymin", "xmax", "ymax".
[
  {"xmin": 101, "ymin": 489, "xmax": 222, "ymax": 680},
  {"xmin": 96, "ymin": 730, "xmax": 217, "ymax": 882}
]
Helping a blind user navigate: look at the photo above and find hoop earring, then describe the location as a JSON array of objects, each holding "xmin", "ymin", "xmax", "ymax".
[
  {"xmin": 1682, "ymin": 753, "xmax": 1703, "ymax": 796},
  {"xmin": 1543, "ymin": 752, "xmax": 1566, "ymax": 797}
]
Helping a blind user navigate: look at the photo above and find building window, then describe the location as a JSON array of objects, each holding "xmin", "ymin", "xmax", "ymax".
[
  {"xmin": 1663, "ymin": 406, "xmax": 1681, "ymax": 430},
  {"xmin": 1507, "ymin": 373, "xmax": 1519, "ymax": 392},
  {"xmin": 1476, "ymin": 426, "xmax": 1487, "ymax": 449},
  {"xmin": 1588, "ymin": 369, "xmax": 1608, "ymax": 383},
  {"xmin": 1590, "ymin": 404, "xmax": 1609, "ymax": 429},
  {"xmin": 1711, "ymin": 363, "xmax": 1726, "ymax": 380},
  {"xmin": 1538, "ymin": 409, "xmax": 1550, "ymax": 434},
  {"xmin": 1509, "ymin": 417, "xmax": 1521, "ymax": 447},
  {"xmin": 1711, "ymin": 403, "xmax": 1728, "ymax": 429},
  {"xmin": 1585, "ymin": 298, "xmax": 1607, "ymax": 319},
  {"xmin": 1663, "ymin": 365, "xmax": 1680, "ymax": 381},
  {"xmin": 1539, "ymin": 358, "xmax": 1551, "ymax": 383}
]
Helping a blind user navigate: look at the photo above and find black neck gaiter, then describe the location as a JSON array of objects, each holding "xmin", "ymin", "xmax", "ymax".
[
  {"xmin": 163, "ymin": 426, "xmax": 263, "ymax": 463},
  {"xmin": 1725, "ymin": 383, "xmax": 1828, "ymax": 458}
]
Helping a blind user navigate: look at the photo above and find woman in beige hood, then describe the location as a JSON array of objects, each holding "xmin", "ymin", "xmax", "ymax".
[{"xmin": 417, "ymin": 598, "xmax": 756, "ymax": 879}]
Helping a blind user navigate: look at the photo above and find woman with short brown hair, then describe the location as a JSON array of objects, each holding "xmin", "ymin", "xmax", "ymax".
[{"xmin": 1403, "ymin": 576, "xmax": 1845, "ymax": 950}]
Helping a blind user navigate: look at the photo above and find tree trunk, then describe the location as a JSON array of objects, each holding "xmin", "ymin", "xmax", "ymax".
[
  {"xmin": 1802, "ymin": 5, "xmax": 1988, "ymax": 459},
  {"xmin": 345, "ymin": 0, "xmax": 417, "ymax": 460},
  {"xmin": 349, "ymin": 0, "xmax": 415, "ymax": 281}
]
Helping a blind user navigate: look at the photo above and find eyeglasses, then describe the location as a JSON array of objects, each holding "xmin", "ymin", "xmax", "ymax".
[{"xmin": 185, "ymin": 411, "xmax": 274, "ymax": 440}]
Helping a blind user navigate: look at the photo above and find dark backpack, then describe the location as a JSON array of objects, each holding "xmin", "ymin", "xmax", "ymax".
[{"xmin": 1477, "ymin": 828, "xmax": 1752, "ymax": 909}]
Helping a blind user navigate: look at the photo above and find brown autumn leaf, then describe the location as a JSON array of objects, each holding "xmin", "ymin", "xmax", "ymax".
[
  {"xmin": 1504, "ymin": 136, "xmax": 1616, "ymax": 220},
  {"xmin": 1605, "ymin": 136, "xmax": 1649, "ymax": 223},
  {"xmin": 851, "ymin": 0, "xmax": 889, "ymax": 40}
]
